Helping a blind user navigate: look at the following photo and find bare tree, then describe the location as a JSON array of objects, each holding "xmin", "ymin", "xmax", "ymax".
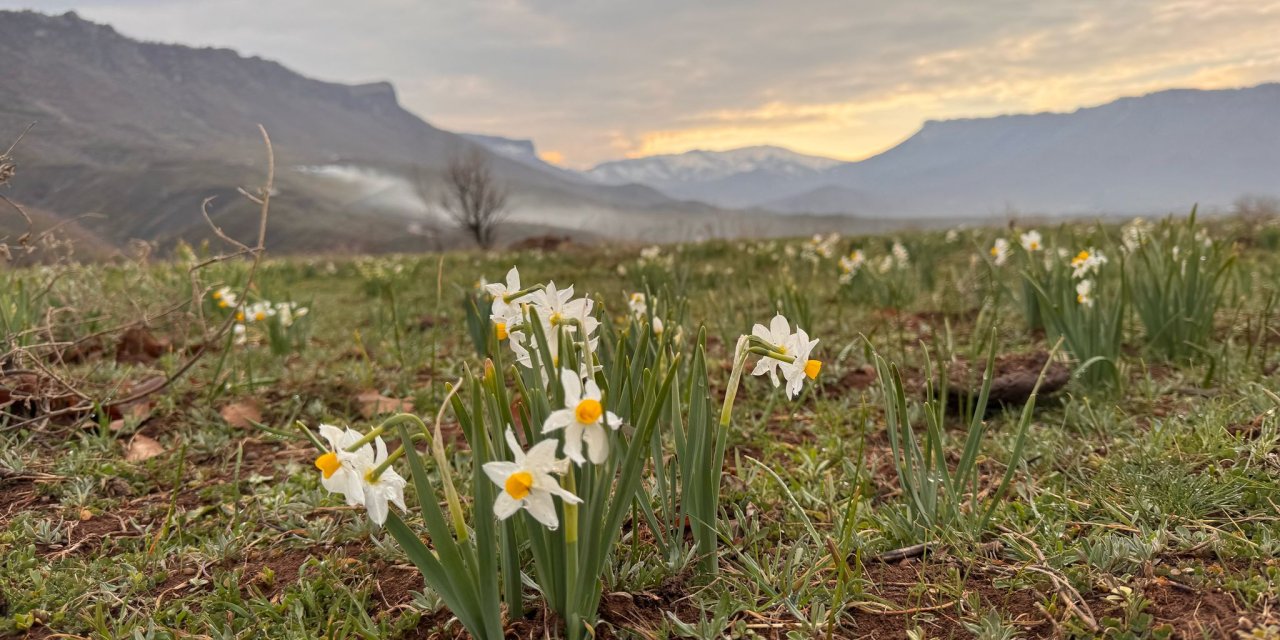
[{"xmin": 439, "ymin": 148, "xmax": 508, "ymax": 249}]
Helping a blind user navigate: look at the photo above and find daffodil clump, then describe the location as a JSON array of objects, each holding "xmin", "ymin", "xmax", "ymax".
[
  {"xmin": 800, "ymin": 232, "xmax": 840, "ymax": 265},
  {"xmin": 975, "ymin": 228, "xmax": 1044, "ymax": 328},
  {"xmin": 209, "ymin": 287, "xmax": 309, "ymax": 353},
  {"xmin": 296, "ymin": 265, "xmax": 822, "ymax": 639},
  {"xmin": 1126, "ymin": 209, "xmax": 1235, "ymax": 360},
  {"xmin": 1022, "ymin": 232, "xmax": 1125, "ymax": 387},
  {"xmin": 837, "ymin": 240, "xmax": 915, "ymax": 308}
]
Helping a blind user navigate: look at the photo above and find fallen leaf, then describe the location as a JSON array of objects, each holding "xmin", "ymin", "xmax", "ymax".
[
  {"xmin": 124, "ymin": 434, "xmax": 165, "ymax": 462},
  {"xmin": 356, "ymin": 390, "xmax": 413, "ymax": 419},
  {"xmin": 115, "ymin": 327, "xmax": 170, "ymax": 364},
  {"xmin": 220, "ymin": 401, "xmax": 263, "ymax": 428}
]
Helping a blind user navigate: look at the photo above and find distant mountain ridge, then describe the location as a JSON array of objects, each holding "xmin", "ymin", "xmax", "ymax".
[
  {"xmin": 0, "ymin": 10, "xmax": 721, "ymax": 253},
  {"xmin": 581, "ymin": 85, "xmax": 1280, "ymax": 217},
  {"xmin": 585, "ymin": 146, "xmax": 843, "ymax": 208}
]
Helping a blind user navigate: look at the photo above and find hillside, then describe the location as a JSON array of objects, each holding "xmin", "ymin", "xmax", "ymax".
[
  {"xmin": 0, "ymin": 10, "xmax": 719, "ymax": 253},
  {"xmin": 787, "ymin": 85, "xmax": 1280, "ymax": 217},
  {"xmin": 581, "ymin": 86, "xmax": 1280, "ymax": 218}
]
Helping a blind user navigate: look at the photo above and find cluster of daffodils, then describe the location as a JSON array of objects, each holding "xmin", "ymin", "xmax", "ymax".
[
  {"xmin": 747, "ymin": 314, "xmax": 822, "ymax": 399},
  {"xmin": 636, "ymin": 245, "xmax": 674, "ymax": 269},
  {"xmin": 1069, "ymin": 248, "xmax": 1107, "ymax": 308},
  {"xmin": 210, "ymin": 287, "xmax": 309, "ymax": 346},
  {"xmin": 800, "ymin": 233, "xmax": 840, "ymax": 264},
  {"xmin": 314, "ymin": 424, "xmax": 408, "ymax": 525},
  {"xmin": 876, "ymin": 241, "xmax": 911, "ymax": 274},
  {"xmin": 485, "ymin": 267, "xmax": 599, "ymax": 374},
  {"xmin": 986, "ymin": 230, "xmax": 1041, "ymax": 267},
  {"xmin": 211, "ymin": 286, "xmax": 239, "ymax": 310},
  {"xmin": 838, "ymin": 249, "xmax": 866, "ymax": 283},
  {"xmin": 1121, "ymin": 218, "xmax": 1149, "ymax": 253}
]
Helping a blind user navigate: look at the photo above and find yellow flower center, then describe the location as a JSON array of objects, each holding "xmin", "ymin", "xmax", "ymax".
[
  {"xmin": 549, "ymin": 312, "xmax": 563, "ymax": 326},
  {"xmin": 804, "ymin": 359, "xmax": 822, "ymax": 380},
  {"xmin": 990, "ymin": 246, "xmax": 999, "ymax": 256},
  {"xmin": 235, "ymin": 311, "xmax": 245, "ymax": 322},
  {"xmin": 575, "ymin": 398, "xmax": 603, "ymax": 424},
  {"xmin": 212, "ymin": 291, "xmax": 223, "ymax": 300},
  {"xmin": 495, "ymin": 322, "xmax": 509, "ymax": 340},
  {"xmin": 504, "ymin": 470, "xmax": 534, "ymax": 500},
  {"xmin": 218, "ymin": 300, "xmax": 229, "ymax": 308},
  {"xmin": 315, "ymin": 452, "xmax": 341, "ymax": 479},
  {"xmin": 1072, "ymin": 250, "xmax": 1090, "ymax": 266},
  {"xmin": 254, "ymin": 311, "xmax": 266, "ymax": 321},
  {"xmin": 1030, "ymin": 241, "xmax": 1041, "ymax": 251}
]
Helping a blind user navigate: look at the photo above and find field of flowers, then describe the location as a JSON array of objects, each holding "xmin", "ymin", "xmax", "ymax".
[{"xmin": 3, "ymin": 212, "xmax": 1280, "ymax": 639}]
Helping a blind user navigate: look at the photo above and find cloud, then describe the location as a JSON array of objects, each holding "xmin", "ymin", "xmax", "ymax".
[{"xmin": 6, "ymin": 0, "xmax": 1280, "ymax": 166}]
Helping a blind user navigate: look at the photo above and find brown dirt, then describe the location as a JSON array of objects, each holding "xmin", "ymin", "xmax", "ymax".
[
  {"xmin": 507, "ymin": 235, "xmax": 571, "ymax": 252},
  {"xmin": 1140, "ymin": 578, "xmax": 1246, "ymax": 637},
  {"xmin": 826, "ymin": 364, "xmax": 878, "ymax": 393},
  {"xmin": 0, "ymin": 476, "xmax": 44, "ymax": 526},
  {"xmin": 35, "ymin": 512, "xmax": 144, "ymax": 557}
]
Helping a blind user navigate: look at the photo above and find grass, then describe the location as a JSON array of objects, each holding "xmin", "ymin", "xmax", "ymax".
[{"xmin": 2, "ymin": 215, "xmax": 1280, "ymax": 638}]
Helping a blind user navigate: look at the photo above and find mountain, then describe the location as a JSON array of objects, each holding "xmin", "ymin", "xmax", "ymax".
[
  {"xmin": 586, "ymin": 146, "xmax": 841, "ymax": 208},
  {"xmin": 586, "ymin": 85, "xmax": 1280, "ymax": 218},
  {"xmin": 0, "ymin": 10, "xmax": 720, "ymax": 253},
  {"xmin": 784, "ymin": 85, "xmax": 1280, "ymax": 217},
  {"xmin": 461, "ymin": 133, "xmax": 587, "ymax": 183}
]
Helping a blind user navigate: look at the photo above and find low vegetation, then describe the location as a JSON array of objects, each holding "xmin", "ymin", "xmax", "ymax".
[{"xmin": 2, "ymin": 210, "xmax": 1280, "ymax": 639}]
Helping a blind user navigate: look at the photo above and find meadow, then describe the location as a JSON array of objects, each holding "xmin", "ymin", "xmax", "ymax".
[{"xmin": 2, "ymin": 212, "xmax": 1280, "ymax": 639}]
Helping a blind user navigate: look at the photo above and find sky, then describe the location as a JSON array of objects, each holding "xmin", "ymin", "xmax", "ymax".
[{"xmin": 7, "ymin": 1, "xmax": 1280, "ymax": 168}]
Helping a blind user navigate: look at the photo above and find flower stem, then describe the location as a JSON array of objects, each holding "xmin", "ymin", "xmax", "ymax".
[
  {"xmin": 343, "ymin": 424, "xmax": 387, "ymax": 452},
  {"xmin": 563, "ymin": 466, "xmax": 581, "ymax": 638},
  {"xmin": 502, "ymin": 283, "xmax": 545, "ymax": 302}
]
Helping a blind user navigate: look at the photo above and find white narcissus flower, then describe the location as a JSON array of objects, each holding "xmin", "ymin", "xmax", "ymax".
[
  {"xmin": 1020, "ymin": 230, "xmax": 1042, "ymax": 252},
  {"xmin": 314, "ymin": 424, "xmax": 407, "ymax": 526},
  {"xmin": 1076, "ymin": 279, "xmax": 1095, "ymax": 308},
  {"xmin": 778, "ymin": 327, "xmax": 821, "ymax": 399},
  {"xmin": 838, "ymin": 250, "xmax": 865, "ymax": 283},
  {"xmin": 212, "ymin": 286, "xmax": 238, "ymax": 309},
  {"xmin": 750, "ymin": 314, "xmax": 793, "ymax": 386},
  {"xmin": 628, "ymin": 292, "xmax": 647, "ymax": 317},
  {"xmin": 990, "ymin": 238, "xmax": 1011, "ymax": 266},
  {"xmin": 891, "ymin": 242, "xmax": 910, "ymax": 267},
  {"xmin": 485, "ymin": 266, "xmax": 525, "ymax": 320},
  {"xmin": 542, "ymin": 369, "xmax": 622, "ymax": 465},
  {"xmin": 483, "ymin": 429, "xmax": 580, "ymax": 530},
  {"xmin": 520, "ymin": 282, "xmax": 600, "ymax": 368},
  {"xmin": 750, "ymin": 314, "xmax": 822, "ymax": 398},
  {"xmin": 275, "ymin": 301, "xmax": 308, "ymax": 328},
  {"xmin": 1070, "ymin": 248, "xmax": 1108, "ymax": 279}
]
